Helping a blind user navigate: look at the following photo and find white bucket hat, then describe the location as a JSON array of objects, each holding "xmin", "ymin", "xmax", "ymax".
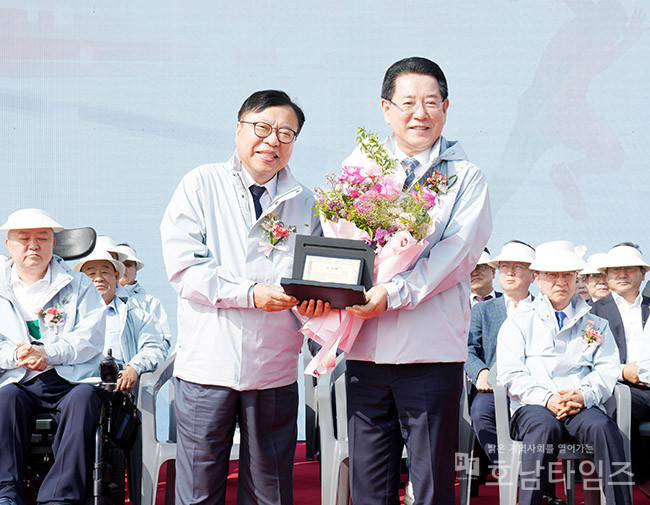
[
  {"xmin": 529, "ymin": 240, "xmax": 587, "ymax": 272},
  {"xmin": 95, "ymin": 235, "xmax": 128, "ymax": 262},
  {"xmin": 476, "ymin": 250, "xmax": 492, "ymax": 266},
  {"xmin": 598, "ymin": 245, "xmax": 650, "ymax": 271},
  {"xmin": 488, "ymin": 241, "xmax": 536, "ymax": 268},
  {"xmin": 74, "ymin": 246, "xmax": 126, "ymax": 279},
  {"xmin": 580, "ymin": 253, "xmax": 608, "ymax": 276},
  {"xmin": 0, "ymin": 208, "xmax": 64, "ymax": 233},
  {"xmin": 114, "ymin": 244, "xmax": 144, "ymax": 271}
]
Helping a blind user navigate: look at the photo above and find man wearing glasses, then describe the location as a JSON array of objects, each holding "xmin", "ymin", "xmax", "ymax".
[
  {"xmin": 160, "ymin": 90, "xmax": 327, "ymax": 505},
  {"xmin": 590, "ymin": 243, "xmax": 650, "ymax": 497},
  {"xmin": 345, "ymin": 57, "xmax": 492, "ymax": 504}
]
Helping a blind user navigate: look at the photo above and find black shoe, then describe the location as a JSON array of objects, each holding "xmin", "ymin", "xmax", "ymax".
[{"xmin": 541, "ymin": 494, "xmax": 567, "ymax": 505}]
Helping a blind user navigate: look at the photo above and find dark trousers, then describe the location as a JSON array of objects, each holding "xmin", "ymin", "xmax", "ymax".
[
  {"xmin": 174, "ymin": 379, "xmax": 298, "ymax": 505},
  {"xmin": 510, "ymin": 405, "xmax": 632, "ymax": 505},
  {"xmin": 0, "ymin": 370, "xmax": 102, "ymax": 505},
  {"xmin": 346, "ymin": 361, "xmax": 463, "ymax": 505},
  {"xmin": 628, "ymin": 383, "xmax": 650, "ymax": 484},
  {"xmin": 469, "ymin": 391, "xmax": 498, "ymax": 465}
]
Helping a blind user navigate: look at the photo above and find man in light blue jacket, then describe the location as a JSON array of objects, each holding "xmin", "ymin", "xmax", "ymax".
[
  {"xmin": 75, "ymin": 244, "xmax": 170, "ymax": 393},
  {"xmin": 497, "ymin": 240, "xmax": 631, "ymax": 505},
  {"xmin": 115, "ymin": 243, "xmax": 172, "ymax": 351},
  {"xmin": 0, "ymin": 208, "xmax": 106, "ymax": 505},
  {"xmin": 161, "ymin": 90, "xmax": 327, "ymax": 505},
  {"xmin": 344, "ymin": 57, "xmax": 492, "ymax": 505}
]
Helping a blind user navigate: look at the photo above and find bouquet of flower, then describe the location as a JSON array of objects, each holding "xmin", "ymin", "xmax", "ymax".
[
  {"xmin": 313, "ymin": 127, "xmax": 440, "ymax": 246},
  {"xmin": 303, "ymin": 127, "xmax": 452, "ymax": 376}
]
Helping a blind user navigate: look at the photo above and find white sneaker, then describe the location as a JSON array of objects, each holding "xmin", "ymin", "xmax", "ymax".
[{"xmin": 404, "ymin": 481, "xmax": 415, "ymax": 505}]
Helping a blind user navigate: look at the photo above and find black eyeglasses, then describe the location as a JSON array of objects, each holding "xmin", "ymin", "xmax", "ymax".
[{"xmin": 240, "ymin": 121, "xmax": 298, "ymax": 144}]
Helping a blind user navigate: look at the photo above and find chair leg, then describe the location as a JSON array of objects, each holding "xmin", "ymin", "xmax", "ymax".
[{"xmin": 563, "ymin": 459, "xmax": 576, "ymax": 505}]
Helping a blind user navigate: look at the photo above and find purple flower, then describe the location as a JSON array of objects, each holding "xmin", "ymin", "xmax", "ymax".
[{"xmin": 374, "ymin": 228, "xmax": 390, "ymax": 245}]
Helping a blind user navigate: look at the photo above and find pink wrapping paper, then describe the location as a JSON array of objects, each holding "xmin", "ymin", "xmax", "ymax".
[{"xmin": 302, "ymin": 219, "xmax": 426, "ymax": 377}]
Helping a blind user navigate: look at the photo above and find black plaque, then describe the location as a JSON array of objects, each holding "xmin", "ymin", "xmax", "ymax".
[{"xmin": 281, "ymin": 235, "xmax": 374, "ymax": 309}]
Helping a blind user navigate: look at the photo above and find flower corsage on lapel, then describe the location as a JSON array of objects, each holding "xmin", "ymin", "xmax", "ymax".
[
  {"xmin": 424, "ymin": 169, "xmax": 457, "ymax": 195},
  {"xmin": 35, "ymin": 304, "xmax": 66, "ymax": 335},
  {"xmin": 258, "ymin": 213, "xmax": 296, "ymax": 258},
  {"xmin": 581, "ymin": 319, "xmax": 603, "ymax": 351}
]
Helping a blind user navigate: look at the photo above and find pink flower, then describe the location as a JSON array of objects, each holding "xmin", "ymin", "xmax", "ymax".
[
  {"xmin": 376, "ymin": 177, "xmax": 401, "ymax": 199},
  {"xmin": 384, "ymin": 229, "xmax": 418, "ymax": 253},
  {"xmin": 339, "ymin": 166, "xmax": 364, "ymax": 184},
  {"xmin": 272, "ymin": 224, "xmax": 291, "ymax": 240},
  {"xmin": 419, "ymin": 186, "xmax": 438, "ymax": 209},
  {"xmin": 359, "ymin": 163, "xmax": 383, "ymax": 180},
  {"xmin": 46, "ymin": 307, "xmax": 58, "ymax": 316}
]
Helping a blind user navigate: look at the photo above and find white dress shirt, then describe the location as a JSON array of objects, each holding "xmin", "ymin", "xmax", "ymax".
[
  {"xmin": 471, "ymin": 290, "xmax": 497, "ymax": 307},
  {"xmin": 638, "ymin": 321, "xmax": 650, "ymax": 383},
  {"xmin": 11, "ymin": 265, "xmax": 54, "ymax": 381},
  {"xmin": 612, "ymin": 291, "xmax": 644, "ymax": 364},
  {"xmin": 393, "ymin": 140, "xmax": 439, "ymax": 188},
  {"xmin": 104, "ymin": 297, "xmax": 124, "ymax": 363},
  {"xmin": 504, "ymin": 293, "xmax": 532, "ymax": 317},
  {"xmin": 240, "ymin": 166, "xmax": 278, "ymax": 217}
]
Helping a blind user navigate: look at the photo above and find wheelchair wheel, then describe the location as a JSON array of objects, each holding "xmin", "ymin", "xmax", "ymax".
[{"xmin": 107, "ymin": 447, "xmax": 126, "ymax": 505}]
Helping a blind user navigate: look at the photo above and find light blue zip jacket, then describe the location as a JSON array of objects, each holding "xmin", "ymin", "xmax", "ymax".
[
  {"xmin": 111, "ymin": 286, "xmax": 171, "ymax": 376},
  {"xmin": 123, "ymin": 282, "xmax": 174, "ymax": 351},
  {"xmin": 497, "ymin": 294, "xmax": 620, "ymax": 414},
  {"xmin": 160, "ymin": 153, "xmax": 320, "ymax": 390},
  {"xmin": 346, "ymin": 135, "xmax": 492, "ymax": 363},
  {"xmin": 0, "ymin": 255, "xmax": 106, "ymax": 386}
]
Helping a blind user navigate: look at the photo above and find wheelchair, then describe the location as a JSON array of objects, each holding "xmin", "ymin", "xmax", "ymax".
[{"xmin": 23, "ymin": 351, "xmax": 137, "ymax": 505}]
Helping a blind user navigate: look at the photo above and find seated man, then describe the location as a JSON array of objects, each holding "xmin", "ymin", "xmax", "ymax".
[
  {"xmin": 75, "ymin": 245, "xmax": 170, "ymax": 393},
  {"xmin": 639, "ymin": 320, "xmax": 650, "ymax": 384},
  {"xmin": 590, "ymin": 243, "xmax": 650, "ymax": 496},
  {"xmin": 580, "ymin": 253, "xmax": 610, "ymax": 303},
  {"xmin": 114, "ymin": 243, "xmax": 171, "ymax": 349},
  {"xmin": 115, "ymin": 243, "xmax": 145, "ymax": 293},
  {"xmin": 466, "ymin": 240, "xmax": 535, "ymax": 465},
  {"xmin": 497, "ymin": 240, "xmax": 631, "ymax": 505},
  {"xmin": 0, "ymin": 208, "xmax": 106, "ymax": 505},
  {"xmin": 470, "ymin": 248, "xmax": 501, "ymax": 306}
]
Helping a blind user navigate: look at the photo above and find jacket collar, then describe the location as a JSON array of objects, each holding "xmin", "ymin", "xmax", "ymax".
[
  {"xmin": 0, "ymin": 255, "xmax": 73, "ymax": 303},
  {"xmin": 230, "ymin": 152, "xmax": 303, "ymax": 202},
  {"xmin": 384, "ymin": 134, "xmax": 467, "ymax": 168},
  {"xmin": 532, "ymin": 294, "xmax": 591, "ymax": 331}
]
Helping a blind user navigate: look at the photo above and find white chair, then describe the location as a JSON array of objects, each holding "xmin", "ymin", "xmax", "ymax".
[
  {"xmin": 302, "ymin": 339, "xmax": 319, "ymax": 461},
  {"xmin": 494, "ymin": 383, "xmax": 632, "ymax": 505},
  {"xmin": 137, "ymin": 353, "xmax": 177, "ymax": 505},
  {"xmin": 317, "ymin": 354, "xmax": 349, "ymax": 505},
  {"xmin": 458, "ymin": 376, "xmax": 476, "ymax": 505},
  {"xmin": 133, "ymin": 353, "xmax": 242, "ymax": 505},
  {"xmin": 317, "ymin": 354, "xmax": 410, "ymax": 505}
]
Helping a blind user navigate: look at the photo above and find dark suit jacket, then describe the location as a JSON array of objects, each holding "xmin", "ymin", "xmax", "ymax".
[
  {"xmin": 590, "ymin": 294, "xmax": 650, "ymax": 363},
  {"xmin": 465, "ymin": 296, "xmax": 507, "ymax": 384}
]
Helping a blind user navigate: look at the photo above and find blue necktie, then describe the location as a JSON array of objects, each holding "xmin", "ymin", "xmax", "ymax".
[
  {"xmin": 403, "ymin": 158, "xmax": 419, "ymax": 189},
  {"xmin": 249, "ymin": 185, "xmax": 266, "ymax": 220},
  {"xmin": 555, "ymin": 311, "xmax": 567, "ymax": 330}
]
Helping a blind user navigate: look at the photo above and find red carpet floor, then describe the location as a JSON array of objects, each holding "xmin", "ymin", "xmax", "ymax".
[{"xmin": 155, "ymin": 443, "xmax": 648, "ymax": 504}]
